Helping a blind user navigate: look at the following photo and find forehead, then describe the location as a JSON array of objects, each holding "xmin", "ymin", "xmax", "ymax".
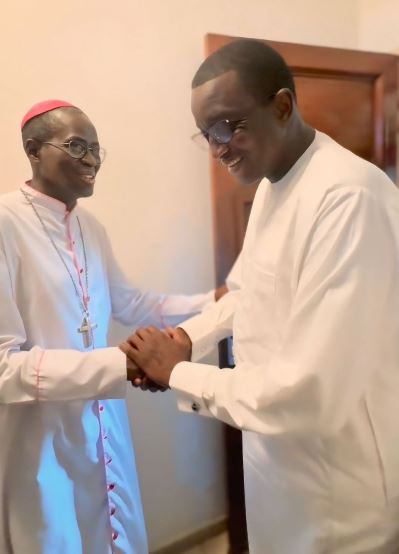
[
  {"xmin": 50, "ymin": 109, "xmax": 98, "ymax": 141},
  {"xmin": 191, "ymin": 70, "xmax": 256, "ymax": 128}
]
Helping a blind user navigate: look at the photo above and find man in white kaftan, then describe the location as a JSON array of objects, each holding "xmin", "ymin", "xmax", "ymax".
[
  {"xmin": 0, "ymin": 100, "xmax": 215, "ymax": 554},
  {"xmin": 124, "ymin": 41, "xmax": 399, "ymax": 553}
]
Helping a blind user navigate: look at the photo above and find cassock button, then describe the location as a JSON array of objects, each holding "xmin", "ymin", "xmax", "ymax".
[
  {"xmin": 108, "ymin": 483, "xmax": 115, "ymax": 491},
  {"xmin": 191, "ymin": 402, "xmax": 201, "ymax": 412},
  {"xmin": 112, "ymin": 531, "xmax": 118, "ymax": 540},
  {"xmin": 110, "ymin": 507, "xmax": 116, "ymax": 516}
]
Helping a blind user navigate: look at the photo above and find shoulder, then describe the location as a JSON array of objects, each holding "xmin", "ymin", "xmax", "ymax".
[
  {"xmin": 291, "ymin": 137, "xmax": 399, "ymax": 248},
  {"xmin": 0, "ymin": 189, "xmax": 23, "ymax": 211},
  {"xmin": 0, "ymin": 190, "xmax": 26, "ymax": 226},
  {"xmin": 300, "ymin": 133, "xmax": 398, "ymax": 213},
  {"xmin": 311, "ymin": 133, "xmax": 395, "ymax": 194}
]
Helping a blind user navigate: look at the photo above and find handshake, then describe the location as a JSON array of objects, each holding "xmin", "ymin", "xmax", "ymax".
[{"xmin": 119, "ymin": 326, "xmax": 192, "ymax": 391}]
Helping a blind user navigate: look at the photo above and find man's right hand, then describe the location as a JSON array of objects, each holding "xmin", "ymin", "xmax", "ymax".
[
  {"xmin": 125, "ymin": 326, "xmax": 191, "ymax": 387},
  {"xmin": 121, "ymin": 336, "xmax": 170, "ymax": 393}
]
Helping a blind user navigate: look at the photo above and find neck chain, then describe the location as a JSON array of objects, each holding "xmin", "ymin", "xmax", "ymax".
[{"xmin": 20, "ymin": 187, "xmax": 97, "ymax": 348}]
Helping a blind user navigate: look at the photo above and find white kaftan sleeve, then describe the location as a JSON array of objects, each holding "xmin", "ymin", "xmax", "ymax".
[
  {"xmin": 178, "ymin": 289, "xmax": 240, "ymax": 361},
  {"xmin": 103, "ymin": 230, "xmax": 215, "ymax": 328},
  {"xmin": 0, "ymin": 246, "xmax": 127, "ymax": 404},
  {"xmin": 170, "ymin": 188, "xmax": 398, "ymax": 436},
  {"xmin": 174, "ymin": 252, "xmax": 242, "ymax": 362},
  {"xmin": 225, "ymin": 252, "xmax": 242, "ymax": 291}
]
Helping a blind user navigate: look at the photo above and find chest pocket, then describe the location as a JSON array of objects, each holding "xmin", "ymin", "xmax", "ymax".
[{"xmin": 234, "ymin": 263, "xmax": 279, "ymax": 364}]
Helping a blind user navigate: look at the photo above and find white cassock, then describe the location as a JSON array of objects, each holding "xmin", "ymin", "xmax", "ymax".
[
  {"xmin": 171, "ymin": 131, "xmax": 399, "ymax": 553},
  {"xmin": 0, "ymin": 183, "xmax": 214, "ymax": 554}
]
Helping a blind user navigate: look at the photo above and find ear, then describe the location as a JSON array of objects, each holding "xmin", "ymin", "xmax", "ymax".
[
  {"xmin": 272, "ymin": 88, "xmax": 294, "ymax": 122},
  {"xmin": 24, "ymin": 138, "xmax": 41, "ymax": 163}
]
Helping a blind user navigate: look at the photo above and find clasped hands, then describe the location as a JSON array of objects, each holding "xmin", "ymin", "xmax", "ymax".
[{"xmin": 119, "ymin": 326, "xmax": 192, "ymax": 391}]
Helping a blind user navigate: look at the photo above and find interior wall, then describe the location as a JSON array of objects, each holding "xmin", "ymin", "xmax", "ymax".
[
  {"xmin": 358, "ymin": 0, "xmax": 399, "ymax": 53},
  {"xmin": 0, "ymin": 1, "xmax": 361, "ymax": 550}
]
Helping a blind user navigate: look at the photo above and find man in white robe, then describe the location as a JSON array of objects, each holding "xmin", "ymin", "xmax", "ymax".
[
  {"xmin": 123, "ymin": 40, "xmax": 399, "ymax": 553},
  {"xmin": 0, "ymin": 99, "xmax": 217, "ymax": 554}
]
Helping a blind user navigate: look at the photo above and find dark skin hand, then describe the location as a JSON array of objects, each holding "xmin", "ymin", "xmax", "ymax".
[
  {"xmin": 119, "ymin": 326, "xmax": 192, "ymax": 389},
  {"xmin": 121, "ymin": 283, "xmax": 227, "ymax": 391},
  {"xmin": 124, "ymin": 353, "xmax": 167, "ymax": 392}
]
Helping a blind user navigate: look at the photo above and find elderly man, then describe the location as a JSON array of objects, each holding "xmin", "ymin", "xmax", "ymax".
[
  {"xmin": 0, "ymin": 99, "xmax": 218, "ymax": 554},
  {"xmin": 123, "ymin": 40, "xmax": 399, "ymax": 553}
]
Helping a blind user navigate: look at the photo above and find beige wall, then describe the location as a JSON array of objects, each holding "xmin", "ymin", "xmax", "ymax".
[
  {"xmin": 0, "ymin": 0, "xmax": 364, "ymax": 550},
  {"xmin": 358, "ymin": 0, "xmax": 399, "ymax": 53}
]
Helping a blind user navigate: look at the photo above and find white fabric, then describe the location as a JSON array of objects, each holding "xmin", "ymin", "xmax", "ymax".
[
  {"xmin": 0, "ymin": 183, "xmax": 213, "ymax": 554},
  {"xmin": 225, "ymin": 251, "xmax": 242, "ymax": 291},
  {"xmin": 172, "ymin": 132, "xmax": 399, "ymax": 553}
]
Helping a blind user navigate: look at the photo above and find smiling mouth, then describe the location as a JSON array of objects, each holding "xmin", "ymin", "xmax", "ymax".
[
  {"xmin": 221, "ymin": 156, "xmax": 243, "ymax": 170},
  {"xmin": 79, "ymin": 174, "xmax": 96, "ymax": 184}
]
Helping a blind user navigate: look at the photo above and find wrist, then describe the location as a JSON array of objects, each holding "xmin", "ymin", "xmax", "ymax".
[{"xmin": 176, "ymin": 327, "xmax": 192, "ymax": 361}]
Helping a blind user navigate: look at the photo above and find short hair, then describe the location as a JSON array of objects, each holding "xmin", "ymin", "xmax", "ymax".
[
  {"xmin": 21, "ymin": 107, "xmax": 82, "ymax": 149},
  {"xmin": 192, "ymin": 39, "xmax": 296, "ymax": 103}
]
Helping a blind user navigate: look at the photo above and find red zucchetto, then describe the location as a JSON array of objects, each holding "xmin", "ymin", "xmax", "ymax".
[{"xmin": 21, "ymin": 99, "xmax": 76, "ymax": 129}]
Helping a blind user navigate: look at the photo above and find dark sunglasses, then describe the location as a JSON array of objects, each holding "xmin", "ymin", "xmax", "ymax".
[
  {"xmin": 191, "ymin": 92, "xmax": 277, "ymax": 149},
  {"xmin": 191, "ymin": 119, "xmax": 247, "ymax": 149}
]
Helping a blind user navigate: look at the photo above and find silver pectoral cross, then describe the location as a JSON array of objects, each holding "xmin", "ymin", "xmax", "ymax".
[{"xmin": 78, "ymin": 315, "xmax": 98, "ymax": 348}]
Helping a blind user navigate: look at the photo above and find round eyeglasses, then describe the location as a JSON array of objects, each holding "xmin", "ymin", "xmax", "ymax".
[{"xmin": 41, "ymin": 139, "xmax": 106, "ymax": 164}]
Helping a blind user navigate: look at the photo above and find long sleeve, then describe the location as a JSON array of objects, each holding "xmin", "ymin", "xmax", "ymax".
[
  {"xmin": 225, "ymin": 251, "xmax": 242, "ymax": 291},
  {"xmin": 0, "ymin": 246, "xmax": 127, "ymax": 404},
  {"xmin": 103, "ymin": 230, "xmax": 215, "ymax": 328},
  {"xmin": 175, "ymin": 252, "xmax": 241, "ymax": 361},
  {"xmin": 171, "ymin": 188, "xmax": 398, "ymax": 436},
  {"xmin": 178, "ymin": 288, "xmax": 240, "ymax": 361}
]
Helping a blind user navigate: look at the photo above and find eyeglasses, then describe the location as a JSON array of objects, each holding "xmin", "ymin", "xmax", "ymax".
[
  {"xmin": 41, "ymin": 140, "xmax": 106, "ymax": 164},
  {"xmin": 191, "ymin": 119, "xmax": 246, "ymax": 150},
  {"xmin": 191, "ymin": 93, "xmax": 277, "ymax": 150}
]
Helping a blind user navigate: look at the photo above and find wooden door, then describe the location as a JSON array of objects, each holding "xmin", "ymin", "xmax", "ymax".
[{"xmin": 205, "ymin": 33, "xmax": 399, "ymax": 554}]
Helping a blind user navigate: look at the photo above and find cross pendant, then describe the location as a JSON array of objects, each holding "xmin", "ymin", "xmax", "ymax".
[{"xmin": 77, "ymin": 315, "xmax": 98, "ymax": 349}]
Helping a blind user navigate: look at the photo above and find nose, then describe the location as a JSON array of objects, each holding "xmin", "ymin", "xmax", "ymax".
[
  {"xmin": 209, "ymin": 138, "xmax": 229, "ymax": 160},
  {"xmin": 81, "ymin": 150, "xmax": 98, "ymax": 167}
]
